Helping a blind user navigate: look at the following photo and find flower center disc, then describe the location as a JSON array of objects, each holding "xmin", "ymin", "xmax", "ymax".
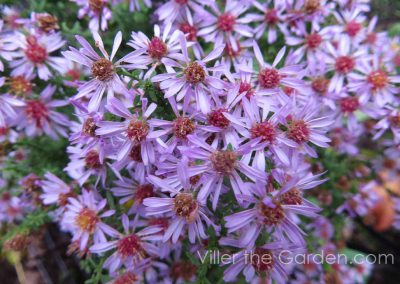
[
  {"xmin": 251, "ymin": 121, "xmax": 277, "ymax": 143},
  {"xmin": 76, "ymin": 208, "xmax": 99, "ymax": 232},
  {"xmin": 280, "ymin": 188, "xmax": 303, "ymax": 205},
  {"xmin": 117, "ymin": 234, "xmax": 143, "ymax": 258},
  {"xmin": 259, "ymin": 68, "xmax": 281, "ymax": 89},
  {"xmin": 127, "ymin": 120, "xmax": 149, "ymax": 143},
  {"xmin": 217, "ymin": 13, "xmax": 236, "ymax": 32},
  {"xmin": 259, "ymin": 202, "xmax": 285, "ymax": 225},
  {"xmin": 91, "ymin": 58, "xmax": 114, "ymax": 82},
  {"xmin": 25, "ymin": 36, "xmax": 47, "ymax": 64},
  {"xmin": 148, "ymin": 37, "xmax": 167, "ymax": 60},
  {"xmin": 173, "ymin": 117, "xmax": 195, "ymax": 139},
  {"xmin": 184, "ymin": 62, "xmax": 206, "ymax": 84},
  {"xmin": 210, "ymin": 150, "xmax": 237, "ymax": 175},
  {"xmin": 340, "ymin": 97, "xmax": 359, "ymax": 113},
  {"xmin": 367, "ymin": 70, "xmax": 388, "ymax": 90},
  {"xmin": 251, "ymin": 247, "xmax": 275, "ymax": 272},
  {"xmin": 287, "ymin": 120, "xmax": 310, "ymax": 143},
  {"xmin": 173, "ymin": 193, "xmax": 198, "ymax": 223},
  {"xmin": 25, "ymin": 100, "xmax": 48, "ymax": 128},
  {"xmin": 335, "ymin": 56, "xmax": 355, "ymax": 74}
]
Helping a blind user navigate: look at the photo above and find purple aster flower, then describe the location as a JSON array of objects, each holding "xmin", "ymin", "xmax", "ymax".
[
  {"xmin": 16, "ymin": 85, "xmax": 70, "ymax": 139},
  {"xmin": 282, "ymin": 98, "xmax": 333, "ymax": 157},
  {"xmin": 122, "ymin": 23, "xmax": 182, "ymax": 78},
  {"xmin": 286, "ymin": 26, "xmax": 333, "ymax": 64},
  {"xmin": 224, "ymin": 177, "xmax": 321, "ymax": 247},
  {"xmin": 347, "ymin": 56, "xmax": 400, "ymax": 107},
  {"xmin": 62, "ymin": 189, "xmax": 118, "ymax": 251},
  {"xmin": 156, "ymin": 0, "xmax": 210, "ymax": 24},
  {"xmin": 111, "ymin": 170, "xmax": 155, "ymax": 215},
  {"xmin": 0, "ymin": 93, "xmax": 25, "ymax": 127},
  {"xmin": 90, "ymin": 214, "xmax": 162, "ymax": 272},
  {"xmin": 96, "ymin": 97, "xmax": 157, "ymax": 166},
  {"xmin": 335, "ymin": 92, "xmax": 383, "ymax": 132},
  {"xmin": 40, "ymin": 172, "xmax": 75, "ymax": 208},
  {"xmin": 219, "ymin": 238, "xmax": 300, "ymax": 284},
  {"xmin": 179, "ymin": 135, "xmax": 267, "ymax": 208},
  {"xmin": 324, "ymin": 36, "xmax": 367, "ymax": 93},
  {"xmin": 252, "ymin": 42, "xmax": 309, "ymax": 96},
  {"xmin": 197, "ymin": 0, "xmax": 253, "ymax": 49},
  {"xmin": 10, "ymin": 32, "xmax": 67, "ymax": 80},
  {"xmin": 63, "ymin": 31, "xmax": 132, "ymax": 112},
  {"xmin": 332, "ymin": 6, "xmax": 367, "ymax": 43},
  {"xmin": 72, "ymin": 0, "xmax": 112, "ymax": 31},
  {"xmin": 0, "ymin": 20, "xmax": 19, "ymax": 71},
  {"xmin": 144, "ymin": 175, "xmax": 219, "ymax": 243},
  {"xmin": 152, "ymin": 34, "xmax": 225, "ymax": 114},
  {"xmin": 243, "ymin": 1, "xmax": 287, "ymax": 43},
  {"xmin": 374, "ymin": 107, "xmax": 400, "ymax": 143},
  {"xmin": 226, "ymin": 97, "xmax": 297, "ymax": 167},
  {"xmin": 175, "ymin": 10, "xmax": 207, "ymax": 59}
]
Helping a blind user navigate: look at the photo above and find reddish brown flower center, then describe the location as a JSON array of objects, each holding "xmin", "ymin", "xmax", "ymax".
[
  {"xmin": 239, "ymin": 81, "xmax": 254, "ymax": 99},
  {"xmin": 148, "ymin": 37, "xmax": 167, "ymax": 60},
  {"xmin": 287, "ymin": 120, "xmax": 310, "ymax": 143},
  {"xmin": 173, "ymin": 117, "xmax": 196, "ymax": 139},
  {"xmin": 37, "ymin": 14, "xmax": 59, "ymax": 32},
  {"xmin": 117, "ymin": 234, "xmax": 143, "ymax": 258},
  {"xmin": 365, "ymin": 33, "xmax": 377, "ymax": 45},
  {"xmin": 113, "ymin": 272, "xmax": 138, "ymax": 284},
  {"xmin": 311, "ymin": 77, "xmax": 329, "ymax": 94},
  {"xmin": 179, "ymin": 22, "xmax": 197, "ymax": 41},
  {"xmin": 217, "ymin": 13, "xmax": 236, "ymax": 32},
  {"xmin": 82, "ymin": 117, "xmax": 98, "ymax": 137},
  {"xmin": 346, "ymin": 21, "xmax": 362, "ymax": 37},
  {"xmin": 91, "ymin": 58, "xmax": 114, "ymax": 81},
  {"xmin": 259, "ymin": 68, "xmax": 281, "ymax": 89},
  {"xmin": 335, "ymin": 56, "xmax": 355, "ymax": 74},
  {"xmin": 175, "ymin": 0, "xmax": 188, "ymax": 5},
  {"xmin": 340, "ymin": 97, "xmax": 359, "ymax": 113},
  {"xmin": 304, "ymin": 0, "xmax": 320, "ymax": 14},
  {"xmin": 58, "ymin": 191, "xmax": 76, "ymax": 207},
  {"xmin": 280, "ymin": 188, "xmax": 303, "ymax": 205},
  {"xmin": 210, "ymin": 150, "xmax": 237, "ymax": 175},
  {"xmin": 251, "ymin": 121, "xmax": 277, "ymax": 143},
  {"xmin": 25, "ymin": 36, "xmax": 47, "ymax": 64},
  {"xmin": 0, "ymin": 127, "xmax": 9, "ymax": 136},
  {"xmin": 389, "ymin": 114, "xmax": 400, "ymax": 128},
  {"xmin": 135, "ymin": 184, "xmax": 154, "ymax": 204},
  {"xmin": 207, "ymin": 108, "xmax": 230, "ymax": 128},
  {"xmin": 10, "ymin": 76, "xmax": 33, "ymax": 96},
  {"xmin": 170, "ymin": 262, "xmax": 197, "ymax": 281},
  {"xmin": 394, "ymin": 54, "xmax": 400, "ymax": 67},
  {"xmin": 89, "ymin": 0, "xmax": 105, "ymax": 13},
  {"xmin": 75, "ymin": 208, "xmax": 99, "ymax": 232},
  {"xmin": 25, "ymin": 100, "xmax": 48, "ymax": 128},
  {"xmin": 367, "ymin": 70, "xmax": 388, "ymax": 90},
  {"xmin": 306, "ymin": 33, "xmax": 322, "ymax": 49},
  {"xmin": 250, "ymin": 247, "xmax": 275, "ymax": 272},
  {"xmin": 265, "ymin": 9, "xmax": 279, "ymax": 25},
  {"xmin": 184, "ymin": 62, "xmax": 206, "ymax": 84},
  {"xmin": 259, "ymin": 202, "xmax": 285, "ymax": 225},
  {"xmin": 129, "ymin": 145, "xmax": 142, "ymax": 162},
  {"xmin": 224, "ymin": 41, "xmax": 242, "ymax": 58},
  {"xmin": 127, "ymin": 120, "xmax": 149, "ymax": 143},
  {"xmin": 85, "ymin": 150, "xmax": 102, "ymax": 169},
  {"xmin": 173, "ymin": 193, "xmax": 198, "ymax": 223},
  {"xmin": 148, "ymin": 218, "xmax": 169, "ymax": 233},
  {"xmin": 67, "ymin": 69, "xmax": 81, "ymax": 81}
]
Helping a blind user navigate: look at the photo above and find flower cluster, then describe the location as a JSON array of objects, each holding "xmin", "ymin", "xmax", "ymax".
[{"xmin": 1, "ymin": 0, "xmax": 400, "ymax": 283}]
